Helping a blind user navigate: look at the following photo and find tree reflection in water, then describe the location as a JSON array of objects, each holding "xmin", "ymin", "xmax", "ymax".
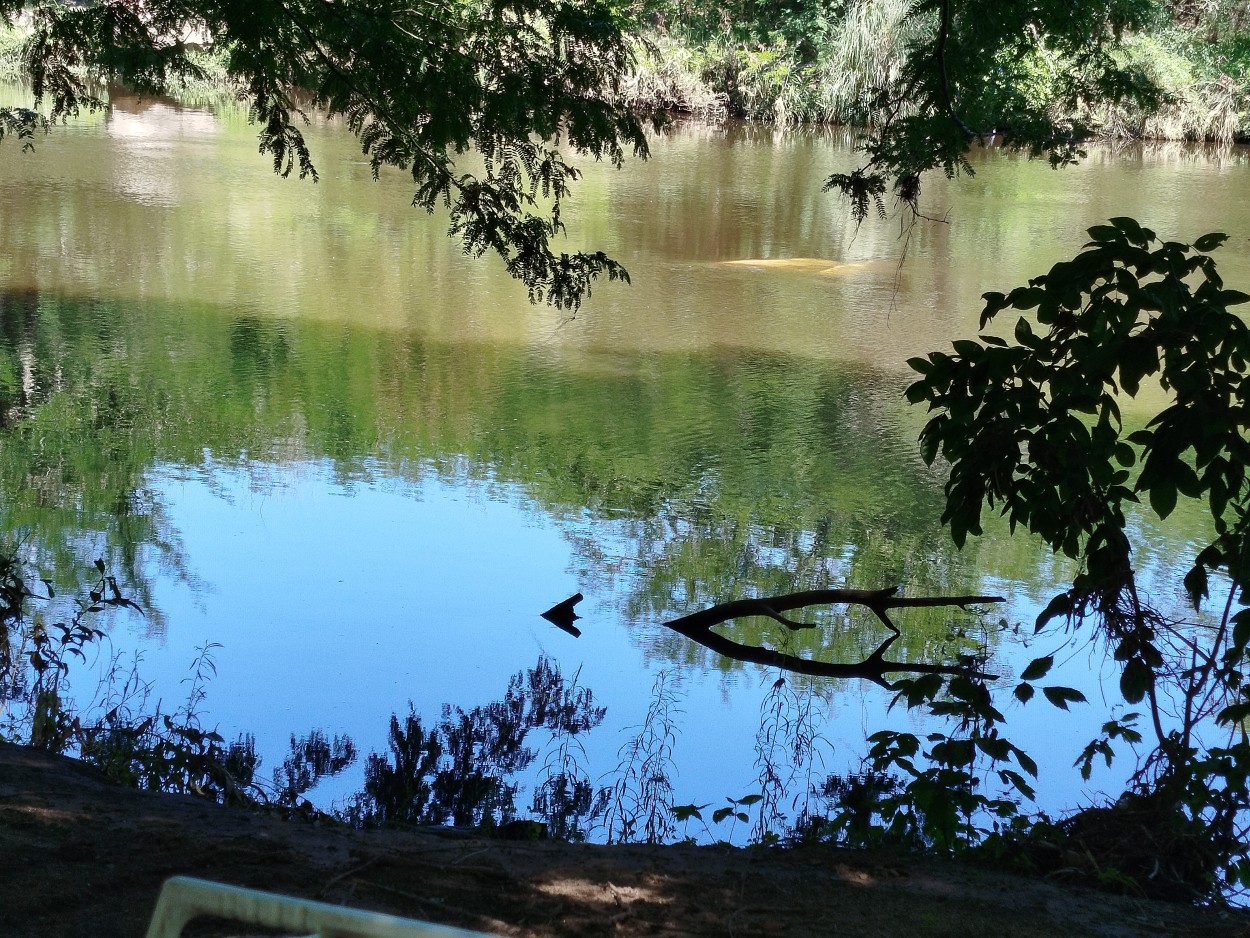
[{"xmin": 347, "ymin": 656, "xmax": 607, "ymax": 838}]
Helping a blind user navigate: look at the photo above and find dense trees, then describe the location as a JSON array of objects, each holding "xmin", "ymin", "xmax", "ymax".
[{"xmin": 629, "ymin": 0, "xmax": 1246, "ymax": 217}]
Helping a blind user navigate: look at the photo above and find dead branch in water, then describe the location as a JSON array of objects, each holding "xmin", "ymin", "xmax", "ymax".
[{"xmin": 662, "ymin": 587, "xmax": 1004, "ymax": 688}]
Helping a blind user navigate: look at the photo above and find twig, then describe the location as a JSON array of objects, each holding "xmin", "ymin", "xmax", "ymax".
[
  {"xmin": 317, "ymin": 854, "xmax": 382, "ymax": 898},
  {"xmin": 450, "ymin": 847, "xmax": 492, "ymax": 866},
  {"xmin": 663, "ymin": 587, "xmax": 1003, "ymax": 688}
]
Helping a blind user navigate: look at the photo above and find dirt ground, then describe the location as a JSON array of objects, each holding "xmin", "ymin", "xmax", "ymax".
[{"xmin": 3, "ymin": 743, "xmax": 1249, "ymax": 938}]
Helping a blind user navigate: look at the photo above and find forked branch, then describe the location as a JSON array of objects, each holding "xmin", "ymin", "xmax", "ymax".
[{"xmin": 663, "ymin": 587, "xmax": 1004, "ymax": 688}]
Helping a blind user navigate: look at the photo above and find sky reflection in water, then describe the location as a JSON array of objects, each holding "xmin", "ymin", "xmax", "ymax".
[{"xmin": 1, "ymin": 90, "xmax": 1248, "ymax": 831}]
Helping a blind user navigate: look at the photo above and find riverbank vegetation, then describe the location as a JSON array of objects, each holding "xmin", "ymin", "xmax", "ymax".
[
  {"xmin": 4, "ymin": 1, "xmax": 1247, "ymax": 142},
  {"xmin": 618, "ymin": 0, "xmax": 1250, "ymax": 144},
  {"xmin": 1, "ymin": 3, "xmax": 1247, "ymax": 141}
]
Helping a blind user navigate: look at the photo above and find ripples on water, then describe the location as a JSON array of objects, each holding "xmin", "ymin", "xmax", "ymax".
[{"xmin": 0, "ymin": 90, "xmax": 1247, "ymax": 830}]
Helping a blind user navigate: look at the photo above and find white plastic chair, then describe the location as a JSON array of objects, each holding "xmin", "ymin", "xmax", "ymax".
[{"xmin": 144, "ymin": 875, "xmax": 496, "ymax": 938}]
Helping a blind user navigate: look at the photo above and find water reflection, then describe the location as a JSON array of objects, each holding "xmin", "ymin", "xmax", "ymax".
[
  {"xmin": 0, "ymin": 290, "xmax": 1062, "ymax": 640},
  {"xmin": 349, "ymin": 657, "xmax": 606, "ymax": 838},
  {"xmin": 1, "ymin": 98, "xmax": 1247, "ymax": 828}
]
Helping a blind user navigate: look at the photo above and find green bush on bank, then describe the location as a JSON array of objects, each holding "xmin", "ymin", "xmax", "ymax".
[
  {"xmin": 1085, "ymin": 32, "xmax": 1248, "ymax": 142},
  {"xmin": 627, "ymin": 1, "xmax": 1250, "ymax": 142},
  {"xmin": 0, "ymin": 24, "xmax": 24, "ymax": 81},
  {"xmin": 621, "ymin": 0, "xmax": 918, "ymax": 124}
]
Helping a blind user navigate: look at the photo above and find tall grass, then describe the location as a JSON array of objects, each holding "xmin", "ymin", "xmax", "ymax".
[
  {"xmin": 0, "ymin": 25, "xmax": 26, "ymax": 83},
  {"xmin": 626, "ymin": 0, "xmax": 1248, "ymax": 143},
  {"xmin": 811, "ymin": 0, "xmax": 918, "ymax": 123},
  {"xmin": 1087, "ymin": 32, "xmax": 1250, "ymax": 143},
  {"xmin": 622, "ymin": 0, "xmax": 918, "ymax": 125},
  {"xmin": 620, "ymin": 35, "xmax": 729, "ymax": 121}
]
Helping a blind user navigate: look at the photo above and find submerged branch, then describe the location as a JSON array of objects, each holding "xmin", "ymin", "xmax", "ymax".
[{"xmin": 663, "ymin": 587, "xmax": 1003, "ymax": 688}]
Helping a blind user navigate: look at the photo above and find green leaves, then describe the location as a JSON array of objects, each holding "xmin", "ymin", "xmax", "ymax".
[
  {"xmin": 908, "ymin": 219, "xmax": 1250, "ymax": 672},
  {"xmin": 1087, "ymin": 224, "xmax": 1123, "ymax": 244},
  {"xmin": 13, "ymin": 0, "xmax": 654, "ymax": 310},
  {"xmin": 711, "ymin": 794, "xmax": 761, "ymax": 825},
  {"xmin": 1119, "ymin": 658, "xmax": 1154, "ymax": 705},
  {"xmin": 672, "ymin": 803, "xmax": 708, "ymax": 822},
  {"xmin": 0, "ymin": 107, "xmax": 46, "ymax": 151},
  {"xmin": 1106, "ymin": 217, "xmax": 1152, "ymax": 246},
  {"xmin": 906, "ymin": 221, "xmax": 1250, "ymax": 870},
  {"xmin": 1073, "ymin": 714, "xmax": 1141, "ymax": 781},
  {"xmin": 1194, "ymin": 232, "xmax": 1229, "ymax": 252},
  {"xmin": 826, "ymin": 1, "xmax": 1157, "ymax": 227},
  {"xmin": 1147, "ymin": 479, "xmax": 1177, "ymax": 519},
  {"xmin": 890, "ymin": 673, "xmax": 946, "ymax": 710}
]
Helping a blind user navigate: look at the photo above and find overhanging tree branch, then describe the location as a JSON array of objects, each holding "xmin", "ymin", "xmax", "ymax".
[
  {"xmin": 663, "ymin": 587, "xmax": 1003, "ymax": 688},
  {"xmin": 11, "ymin": 0, "xmax": 652, "ymax": 311}
]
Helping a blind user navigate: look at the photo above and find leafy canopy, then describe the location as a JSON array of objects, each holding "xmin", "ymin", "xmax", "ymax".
[{"xmin": 0, "ymin": 0, "xmax": 656, "ymax": 309}]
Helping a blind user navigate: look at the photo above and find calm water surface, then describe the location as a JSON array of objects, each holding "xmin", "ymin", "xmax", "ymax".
[{"xmin": 1, "ymin": 90, "xmax": 1247, "ymax": 825}]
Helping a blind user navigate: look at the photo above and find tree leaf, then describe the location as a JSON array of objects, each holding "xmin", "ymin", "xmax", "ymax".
[
  {"xmin": 998, "ymin": 768, "xmax": 1036, "ymax": 799},
  {"xmin": 1036, "ymin": 592, "xmax": 1075, "ymax": 629},
  {"xmin": 1020, "ymin": 655, "xmax": 1054, "ymax": 681},
  {"xmin": 975, "ymin": 736, "xmax": 1012, "ymax": 761},
  {"xmin": 1120, "ymin": 658, "xmax": 1153, "ymax": 704},
  {"xmin": 1042, "ymin": 686, "xmax": 1087, "ymax": 710},
  {"xmin": 672, "ymin": 803, "xmax": 707, "ymax": 822},
  {"xmin": 1108, "ymin": 217, "xmax": 1148, "ymax": 243},
  {"xmin": 1014, "ymin": 317, "xmax": 1039, "ymax": 347},
  {"xmin": 1015, "ymin": 748, "xmax": 1039, "ymax": 778},
  {"xmin": 1087, "ymin": 224, "xmax": 1122, "ymax": 243},
  {"xmin": 1218, "ymin": 702, "xmax": 1250, "ymax": 726},
  {"xmin": 1193, "ymin": 232, "xmax": 1228, "ymax": 252},
  {"xmin": 905, "ymin": 381, "xmax": 930, "ymax": 404},
  {"xmin": 1148, "ymin": 481, "xmax": 1177, "ymax": 519}
]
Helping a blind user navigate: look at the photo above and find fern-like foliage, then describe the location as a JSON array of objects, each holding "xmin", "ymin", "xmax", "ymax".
[
  {"xmin": 0, "ymin": 107, "xmax": 45, "ymax": 149},
  {"xmin": 5, "ymin": 0, "xmax": 656, "ymax": 309}
]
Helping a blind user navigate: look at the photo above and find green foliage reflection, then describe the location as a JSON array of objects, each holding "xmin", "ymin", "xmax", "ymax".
[{"xmin": 0, "ymin": 289, "xmax": 1024, "ymax": 657}]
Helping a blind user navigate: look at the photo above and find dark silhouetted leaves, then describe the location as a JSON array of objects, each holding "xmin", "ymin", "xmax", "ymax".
[
  {"xmin": 1020, "ymin": 656, "xmax": 1054, "ymax": 681},
  {"xmin": 1041, "ymin": 686, "xmax": 1087, "ymax": 711}
]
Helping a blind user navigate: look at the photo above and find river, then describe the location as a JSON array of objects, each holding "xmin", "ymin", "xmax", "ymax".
[{"xmin": 1, "ymin": 88, "xmax": 1247, "ymax": 835}]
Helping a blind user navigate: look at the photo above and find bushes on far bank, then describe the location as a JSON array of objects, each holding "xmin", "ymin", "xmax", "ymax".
[{"xmin": 622, "ymin": 0, "xmax": 1250, "ymax": 143}]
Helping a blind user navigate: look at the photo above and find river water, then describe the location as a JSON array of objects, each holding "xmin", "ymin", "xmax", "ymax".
[{"xmin": 1, "ymin": 89, "xmax": 1247, "ymax": 832}]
